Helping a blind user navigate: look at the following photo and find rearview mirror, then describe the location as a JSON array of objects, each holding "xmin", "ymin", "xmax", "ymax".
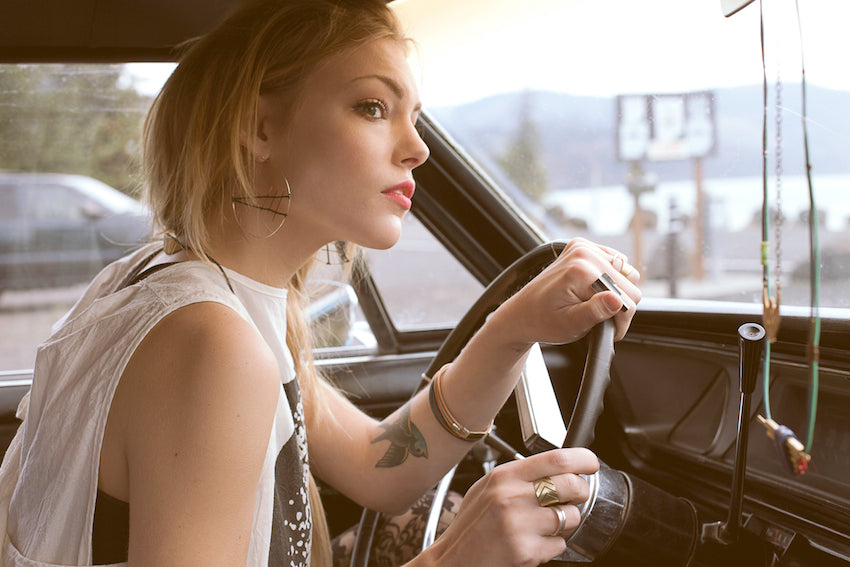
[{"xmin": 306, "ymin": 280, "xmax": 365, "ymax": 348}]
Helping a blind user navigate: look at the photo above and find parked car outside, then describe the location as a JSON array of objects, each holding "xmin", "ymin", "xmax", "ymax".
[{"xmin": 0, "ymin": 172, "xmax": 150, "ymax": 291}]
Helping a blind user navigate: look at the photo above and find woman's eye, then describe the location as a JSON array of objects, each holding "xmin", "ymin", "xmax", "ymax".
[{"xmin": 356, "ymin": 99, "xmax": 388, "ymax": 120}]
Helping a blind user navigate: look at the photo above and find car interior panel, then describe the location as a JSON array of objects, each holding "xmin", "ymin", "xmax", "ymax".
[{"xmin": 1, "ymin": 0, "xmax": 849, "ymax": 565}]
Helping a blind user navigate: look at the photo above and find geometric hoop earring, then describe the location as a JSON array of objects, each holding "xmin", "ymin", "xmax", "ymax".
[{"xmin": 231, "ymin": 175, "xmax": 292, "ymax": 239}]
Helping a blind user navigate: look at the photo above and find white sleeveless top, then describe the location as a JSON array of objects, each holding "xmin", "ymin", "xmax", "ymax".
[{"xmin": 0, "ymin": 243, "xmax": 312, "ymax": 566}]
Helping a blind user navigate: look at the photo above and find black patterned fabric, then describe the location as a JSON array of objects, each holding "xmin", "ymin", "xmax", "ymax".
[{"xmin": 269, "ymin": 379, "xmax": 312, "ymax": 566}]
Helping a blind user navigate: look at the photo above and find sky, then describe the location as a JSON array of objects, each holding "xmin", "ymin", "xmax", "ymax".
[
  {"xmin": 391, "ymin": 0, "xmax": 850, "ymax": 106},
  {"xmin": 127, "ymin": 0, "xmax": 850, "ymax": 107}
]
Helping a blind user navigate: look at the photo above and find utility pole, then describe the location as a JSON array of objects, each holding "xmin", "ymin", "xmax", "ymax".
[
  {"xmin": 693, "ymin": 156, "xmax": 706, "ymax": 280},
  {"xmin": 626, "ymin": 161, "xmax": 657, "ymax": 275}
]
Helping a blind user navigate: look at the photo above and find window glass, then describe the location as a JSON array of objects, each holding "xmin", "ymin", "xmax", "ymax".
[
  {"xmin": 0, "ymin": 62, "xmax": 481, "ymax": 372},
  {"xmin": 25, "ymin": 185, "xmax": 87, "ymax": 221},
  {"xmin": 0, "ymin": 64, "xmax": 159, "ymax": 372},
  {"xmin": 394, "ymin": 0, "xmax": 850, "ymax": 309},
  {"xmin": 0, "ymin": 185, "xmax": 22, "ymax": 220},
  {"xmin": 364, "ymin": 213, "xmax": 483, "ymax": 331}
]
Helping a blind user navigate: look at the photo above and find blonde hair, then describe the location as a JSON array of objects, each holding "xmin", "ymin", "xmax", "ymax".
[{"xmin": 142, "ymin": 1, "xmax": 406, "ymax": 564}]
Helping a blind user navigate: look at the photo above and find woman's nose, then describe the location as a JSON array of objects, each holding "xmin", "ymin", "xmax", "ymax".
[{"xmin": 399, "ymin": 120, "xmax": 430, "ymax": 169}]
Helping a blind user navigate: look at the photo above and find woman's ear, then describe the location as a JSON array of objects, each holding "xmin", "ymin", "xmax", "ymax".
[{"xmin": 241, "ymin": 95, "xmax": 275, "ymax": 163}]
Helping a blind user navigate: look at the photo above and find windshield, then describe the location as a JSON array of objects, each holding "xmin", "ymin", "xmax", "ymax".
[{"xmin": 394, "ymin": 0, "xmax": 850, "ymax": 309}]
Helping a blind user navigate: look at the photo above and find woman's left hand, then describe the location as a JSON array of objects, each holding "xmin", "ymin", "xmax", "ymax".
[
  {"xmin": 490, "ymin": 238, "xmax": 641, "ymax": 349},
  {"xmin": 418, "ymin": 448, "xmax": 601, "ymax": 567}
]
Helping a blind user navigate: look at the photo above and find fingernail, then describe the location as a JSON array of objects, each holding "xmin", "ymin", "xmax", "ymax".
[
  {"xmin": 592, "ymin": 274, "xmax": 628, "ymax": 312},
  {"xmin": 604, "ymin": 293, "xmax": 625, "ymax": 313}
]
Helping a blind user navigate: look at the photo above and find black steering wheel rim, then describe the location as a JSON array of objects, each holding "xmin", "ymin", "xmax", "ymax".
[{"xmin": 348, "ymin": 240, "xmax": 617, "ymax": 567}]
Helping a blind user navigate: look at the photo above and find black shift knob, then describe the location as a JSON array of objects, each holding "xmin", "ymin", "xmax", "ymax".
[{"xmin": 738, "ymin": 322, "xmax": 765, "ymax": 395}]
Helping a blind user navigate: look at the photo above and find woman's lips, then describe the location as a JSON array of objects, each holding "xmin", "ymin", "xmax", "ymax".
[{"xmin": 382, "ymin": 180, "xmax": 415, "ymax": 210}]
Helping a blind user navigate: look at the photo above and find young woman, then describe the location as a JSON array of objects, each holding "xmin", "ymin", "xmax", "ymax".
[{"xmin": 0, "ymin": 0, "xmax": 641, "ymax": 565}]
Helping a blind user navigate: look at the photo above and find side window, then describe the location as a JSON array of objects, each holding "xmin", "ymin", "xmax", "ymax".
[
  {"xmin": 307, "ymin": 214, "xmax": 484, "ymax": 351},
  {"xmin": 23, "ymin": 184, "xmax": 86, "ymax": 221},
  {"xmin": 365, "ymin": 213, "xmax": 483, "ymax": 331},
  {"xmin": 0, "ymin": 185, "xmax": 21, "ymax": 219},
  {"xmin": 0, "ymin": 63, "xmax": 480, "ymax": 371},
  {"xmin": 0, "ymin": 64, "xmax": 158, "ymax": 373}
]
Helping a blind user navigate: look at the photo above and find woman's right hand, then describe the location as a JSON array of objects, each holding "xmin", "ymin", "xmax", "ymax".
[
  {"xmin": 421, "ymin": 448, "xmax": 600, "ymax": 567},
  {"xmin": 487, "ymin": 238, "xmax": 641, "ymax": 351}
]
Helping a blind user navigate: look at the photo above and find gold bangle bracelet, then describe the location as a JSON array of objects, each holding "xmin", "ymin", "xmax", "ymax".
[{"xmin": 428, "ymin": 363, "xmax": 493, "ymax": 442}]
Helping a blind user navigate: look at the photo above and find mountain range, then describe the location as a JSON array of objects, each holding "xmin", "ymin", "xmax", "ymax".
[{"xmin": 429, "ymin": 84, "xmax": 850, "ymax": 192}]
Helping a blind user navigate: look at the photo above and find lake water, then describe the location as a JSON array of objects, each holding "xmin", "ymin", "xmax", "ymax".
[{"xmin": 544, "ymin": 173, "xmax": 850, "ymax": 235}]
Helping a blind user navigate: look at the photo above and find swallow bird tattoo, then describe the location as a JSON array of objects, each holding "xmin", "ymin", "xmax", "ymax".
[{"xmin": 371, "ymin": 405, "xmax": 428, "ymax": 468}]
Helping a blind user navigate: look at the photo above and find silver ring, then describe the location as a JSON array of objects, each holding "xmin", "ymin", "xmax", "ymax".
[{"xmin": 550, "ymin": 505, "xmax": 568, "ymax": 536}]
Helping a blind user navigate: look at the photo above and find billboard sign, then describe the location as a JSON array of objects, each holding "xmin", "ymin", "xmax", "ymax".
[{"xmin": 616, "ymin": 91, "xmax": 716, "ymax": 163}]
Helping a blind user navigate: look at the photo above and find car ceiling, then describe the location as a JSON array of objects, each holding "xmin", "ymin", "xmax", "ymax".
[
  {"xmin": 0, "ymin": 0, "xmax": 240, "ymax": 62},
  {"xmin": 0, "ymin": 0, "xmax": 405, "ymax": 62}
]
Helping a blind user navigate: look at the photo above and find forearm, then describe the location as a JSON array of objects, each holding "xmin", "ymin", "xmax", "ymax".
[
  {"xmin": 314, "ymin": 239, "xmax": 641, "ymax": 560},
  {"xmin": 316, "ymin": 307, "xmax": 533, "ymax": 514},
  {"xmin": 428, "ymin": 303, "xmax": 534, "ymax": 436},
  {"xmin": 399, "ymin": 536, "xmax": 451, "ymax": 567},
  {"xmin": 313, "ymin": 237, "xmax": 641, "ymax": 511}
]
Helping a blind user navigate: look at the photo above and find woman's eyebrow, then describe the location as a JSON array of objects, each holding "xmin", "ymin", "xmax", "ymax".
[{"xmin": 351, "ymin": 74, "xmax": 404, "ymax": 98}]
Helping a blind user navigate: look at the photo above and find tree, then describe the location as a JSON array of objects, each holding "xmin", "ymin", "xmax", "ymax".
[
  {"xmin": 497, "ymin": 91, "xmax": 548, "ymax": 203},
  {"xmin": 0, "ymin": 64, "xmax": 153, "ymax": 194}
]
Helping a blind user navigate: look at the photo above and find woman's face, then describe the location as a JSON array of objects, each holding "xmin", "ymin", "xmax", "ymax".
[{"xmin": 256, "ymin": 37, "xmax": 429, "ymax": 251}]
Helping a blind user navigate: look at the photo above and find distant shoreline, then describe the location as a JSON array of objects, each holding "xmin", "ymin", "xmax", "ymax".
[{"xmin": 544, "ymin": 173, "xmax": 850, "ymax": 235}]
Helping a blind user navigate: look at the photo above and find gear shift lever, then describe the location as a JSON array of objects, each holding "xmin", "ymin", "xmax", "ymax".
[{"xmin": 702, "ymin": 322, "xmax": 765, "ymax": 544}]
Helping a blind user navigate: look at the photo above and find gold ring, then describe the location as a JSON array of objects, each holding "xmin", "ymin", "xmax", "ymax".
[
  {"xmin": 550, "ymin": 505, "xmax": 568, "ymax": 536},
  {"xmin": 620, "ymin": 263, "xmax": 634, "ymax": 277},
  {"xmin": 533, "ymin": 476, "xmax": 560, "ymax": 507},
  {"xmin": 611, "ymin": 254, "xmax": 626, "ymax": 273}
]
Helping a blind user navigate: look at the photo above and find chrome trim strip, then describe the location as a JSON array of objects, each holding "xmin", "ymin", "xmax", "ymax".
[{"xmin": 514, "ymin": 343, "xmax": 567, "ymax": 452}]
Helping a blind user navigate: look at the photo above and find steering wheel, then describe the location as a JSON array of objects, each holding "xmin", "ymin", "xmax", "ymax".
[{"xmin": 348, "ymin": 241, "xmax": 617, "ymax": 567}]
